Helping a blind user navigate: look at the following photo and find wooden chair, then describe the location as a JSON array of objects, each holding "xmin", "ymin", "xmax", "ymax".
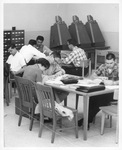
[
  {"xmin": 35, "ymin": 83, "xmax": 78, "ymax": 143},
  {"xmin": 80, "ymin": 58, "xmax": 91, "ymax": 77},
  {"xmin": 99, "ymin": 105, "xmax": 118, "ymax": 144},
  {"xmin": 14, "ymin": 76, "xmax": 37, "ymax": 131},
  {"xmin": 75, "ymin": 59, "xmax": 91, "ymax": 109},
  {"xmin": 95, "ymin": 50, "xmax": 108, "ymax": 69}
]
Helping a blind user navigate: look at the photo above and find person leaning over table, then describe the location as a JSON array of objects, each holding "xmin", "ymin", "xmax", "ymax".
[
  {"xmin": 42, "ymin": 51, "xmax": 69, "ymax": 104},
  {"xmin": 22, "ymin": 58, "xmax": 50, "ymax": 83},
  {"xmin": 19, "ymin": 39, "xmax": 46, "ymax": 65},
  {"xmin": 21, "ymin": 58, "xmax": 50, "ymax": 121},
  {"xmin": 12, "ymin": 39, "xmax": 46, "ymax": 76},
  {"xmin": 78, "ymin": 53, "xmax": 119, "ymax": 128},
  {"xmin": 25, "ymin": 39, "xmax": 38, "ymax": 65},
  {"xmin": 36, "ymin": 35, "xmax": 52, "ymax": 56},
  {"xmin": 61, "ymin": 39, "xmax": 89, "ymax": 76}
]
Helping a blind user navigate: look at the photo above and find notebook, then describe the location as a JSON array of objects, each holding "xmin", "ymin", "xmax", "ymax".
[{"xmin": 76, "ymin": 85, "xmax": 105, "ymax": 93}]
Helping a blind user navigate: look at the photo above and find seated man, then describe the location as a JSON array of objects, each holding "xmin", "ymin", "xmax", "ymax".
[
  {"xmin": 61, "ymin": 39, "xmax": 88, "ymax": 76},
  {"xmin": 78, "ymin": 53, "xmax": 119, "ymax": 128},
  {"xmin": 36, "ymin": 35, "xmax": 52, "ymax": 56},
  {"xmin": 6, "ymin": 44, "xmax": 26, "ymax": 76},
  {"xmin": 42, "ymin": 51, "xmax": 69, "ymax": 103}
]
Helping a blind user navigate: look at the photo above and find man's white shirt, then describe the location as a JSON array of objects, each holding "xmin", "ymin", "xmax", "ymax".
[
  {"xmin": 6, "ymin": 51, "xmax": 26, "ymax": 71},
  {"xmin": 19, "ymin": 44, "xmax": 46, "ymax": 63}
]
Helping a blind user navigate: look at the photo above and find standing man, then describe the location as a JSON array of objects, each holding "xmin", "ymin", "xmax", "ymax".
[
  {"xmin": 19, "ymin": 39, "xmax": 46, "ymax": 65},
  {"xmin": 36, "ymin": 35, "xmax": 52, "ymax": 56}
]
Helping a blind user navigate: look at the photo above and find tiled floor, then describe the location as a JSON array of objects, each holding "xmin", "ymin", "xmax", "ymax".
[{"xmin": 4, "ymin": 92, "xmax": 119, "ymax": 147}]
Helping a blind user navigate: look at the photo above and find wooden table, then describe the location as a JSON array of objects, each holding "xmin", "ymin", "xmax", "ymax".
[{"xmin": 45, "ymin": 77, "xmax": 115, "ymax": 140}]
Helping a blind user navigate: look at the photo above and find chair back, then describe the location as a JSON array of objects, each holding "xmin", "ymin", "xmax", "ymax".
[
  {"xmin": 95, "ymin": 50, "xmax": 108, "ymax": 69},
  {"xmin": 35, "ymin": 83, "xmax": 56, "ymax": 119},
  {"xmin": 80, "ymin": 58, "xmax": 91, "ymax": 77},
  {"xmin": 14, "ymin": 76, "xmax": 36, "ymax": 108}
]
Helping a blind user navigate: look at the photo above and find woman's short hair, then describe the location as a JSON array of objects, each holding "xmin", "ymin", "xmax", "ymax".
[
  {"xmin": 36, "ymin": 58, "xmax": 50, "ymax": 69},
  {"xmin": 106, "ymin": 53, "xmax": 116, "ymax": 61}
]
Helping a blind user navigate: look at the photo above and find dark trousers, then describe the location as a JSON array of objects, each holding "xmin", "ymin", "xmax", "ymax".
[
  {"xmin": 62, "ymin": 65, "xmax": 89, "ymax": 76},
  {"xmin": 88, "ymin": 92, "xmax": 114, "ymax": 123}
]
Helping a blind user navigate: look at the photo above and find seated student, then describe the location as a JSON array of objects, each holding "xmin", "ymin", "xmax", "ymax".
[
  {"xmin": 78, "ymin": 53, "xmax": 119, "ymax": 128},
  {"xmin": 19, "ymin": 39, "xmax": 46, "ymax": 65},
  {"xmin": 36, "ymin": 35, "xmax": 52, "ymax": 56},
  {"xmin": 22, "ymin": 58, "xmax": 50, "ymax": 121},
  {"xmin": 22, "ymin": 58, "xmax": 50, "ymax": 83},
  {"xmin": 6, "ymin": 44, "xmax": 26, "ymax": 76},
  {"xmin": 42, "ymin": 51, "xmax": 68, "ymax": 103},
  {"xmin": 61, "ymin": 39, "xmax": 88, "ymax": 76},
  {"xmin": 43, "ymin": 51, "xmax": 65, "ymax": 80}
]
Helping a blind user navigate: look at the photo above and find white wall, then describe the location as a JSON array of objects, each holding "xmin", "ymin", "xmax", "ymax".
[
  {"xmin": 66, "ymin": 3, "xmax": 119, "ymax": 51},
  {"xmin": 4, "ymin": 3, "xmax": 68, "ymax": 45},
  {"xmin": 4, "ymin": 3, "xmax": 119, "ymax": 51}
]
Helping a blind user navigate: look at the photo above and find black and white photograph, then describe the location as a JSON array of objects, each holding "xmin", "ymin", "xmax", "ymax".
[{"xmin": 1, "ymin": 0, "xmax": 122, "ymax": 149}]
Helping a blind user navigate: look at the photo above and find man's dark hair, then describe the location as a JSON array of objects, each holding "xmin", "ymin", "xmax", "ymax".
[
  {"xmin": 8, "ymin": 43, "xmax": 16, "ymax": 49},
  {"xmin": 28, "ymin": 39, "xmax": 36, "ymax": 46},
  {"xmin": 36, "ymin": 58, "xmax": 50, "ymax": 69},
  {"xmin": 36, "ymin": 36, "xmax": 44, "ymax": 42},
  {"xmin": 67, "ymin": 39, "xmax": 77, "ymax": 46},
  {"xmin": 106, "ymin": 53, "xmax": 116, "ymax": 61},
  {"xmin": 51, "ymin": 51, "xmax": 61, "ymax": 59}
]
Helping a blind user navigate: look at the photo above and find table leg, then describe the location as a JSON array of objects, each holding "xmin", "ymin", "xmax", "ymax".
[{"xmin": 83, "ymin": 95, "xmax": 89, "ymax": 140}]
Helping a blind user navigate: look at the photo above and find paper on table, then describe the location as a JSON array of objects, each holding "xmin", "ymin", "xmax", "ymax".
[
  {"xmin": 78, "ymin": 79, "xmax": 100, "ymax": 87},
  {"xmin": 106, "ymin": 85, "xmax": 119, "ymax": 89},
  {"xmin": 45, "ymin": 79, "xmax": 63, "ymax": 85},
  {"xmin": 45, "ymin": 75, "xmax": 64, "ymax": 85}
]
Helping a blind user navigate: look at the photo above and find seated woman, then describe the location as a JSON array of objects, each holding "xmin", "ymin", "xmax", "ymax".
[
  {"xmin": 22, "ymin": 58, "xmax": 50, "ymax": 83},
  {"xmin": 43, "ymin": 51, "xmax": 69, "ymax": 104}
]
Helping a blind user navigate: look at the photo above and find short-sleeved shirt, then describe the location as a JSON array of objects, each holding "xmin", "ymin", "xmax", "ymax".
[
  {"xmin": 95, "ymin": 62, "xmax": 119, "ymax": 80},
  {"xmin": 20, "ymin": 44, "xmax": 46, "ymax": 63},
  {"xmin": 23, "ymin": 64, "xmax": 43, "ymax": 83},
  {"xmin": 61, "ymin": 46, "xmax": 87, "ymax": 67},
  {"xmin": 6, "ymin": 51, "xmax": 26, "ymax": 71}
]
